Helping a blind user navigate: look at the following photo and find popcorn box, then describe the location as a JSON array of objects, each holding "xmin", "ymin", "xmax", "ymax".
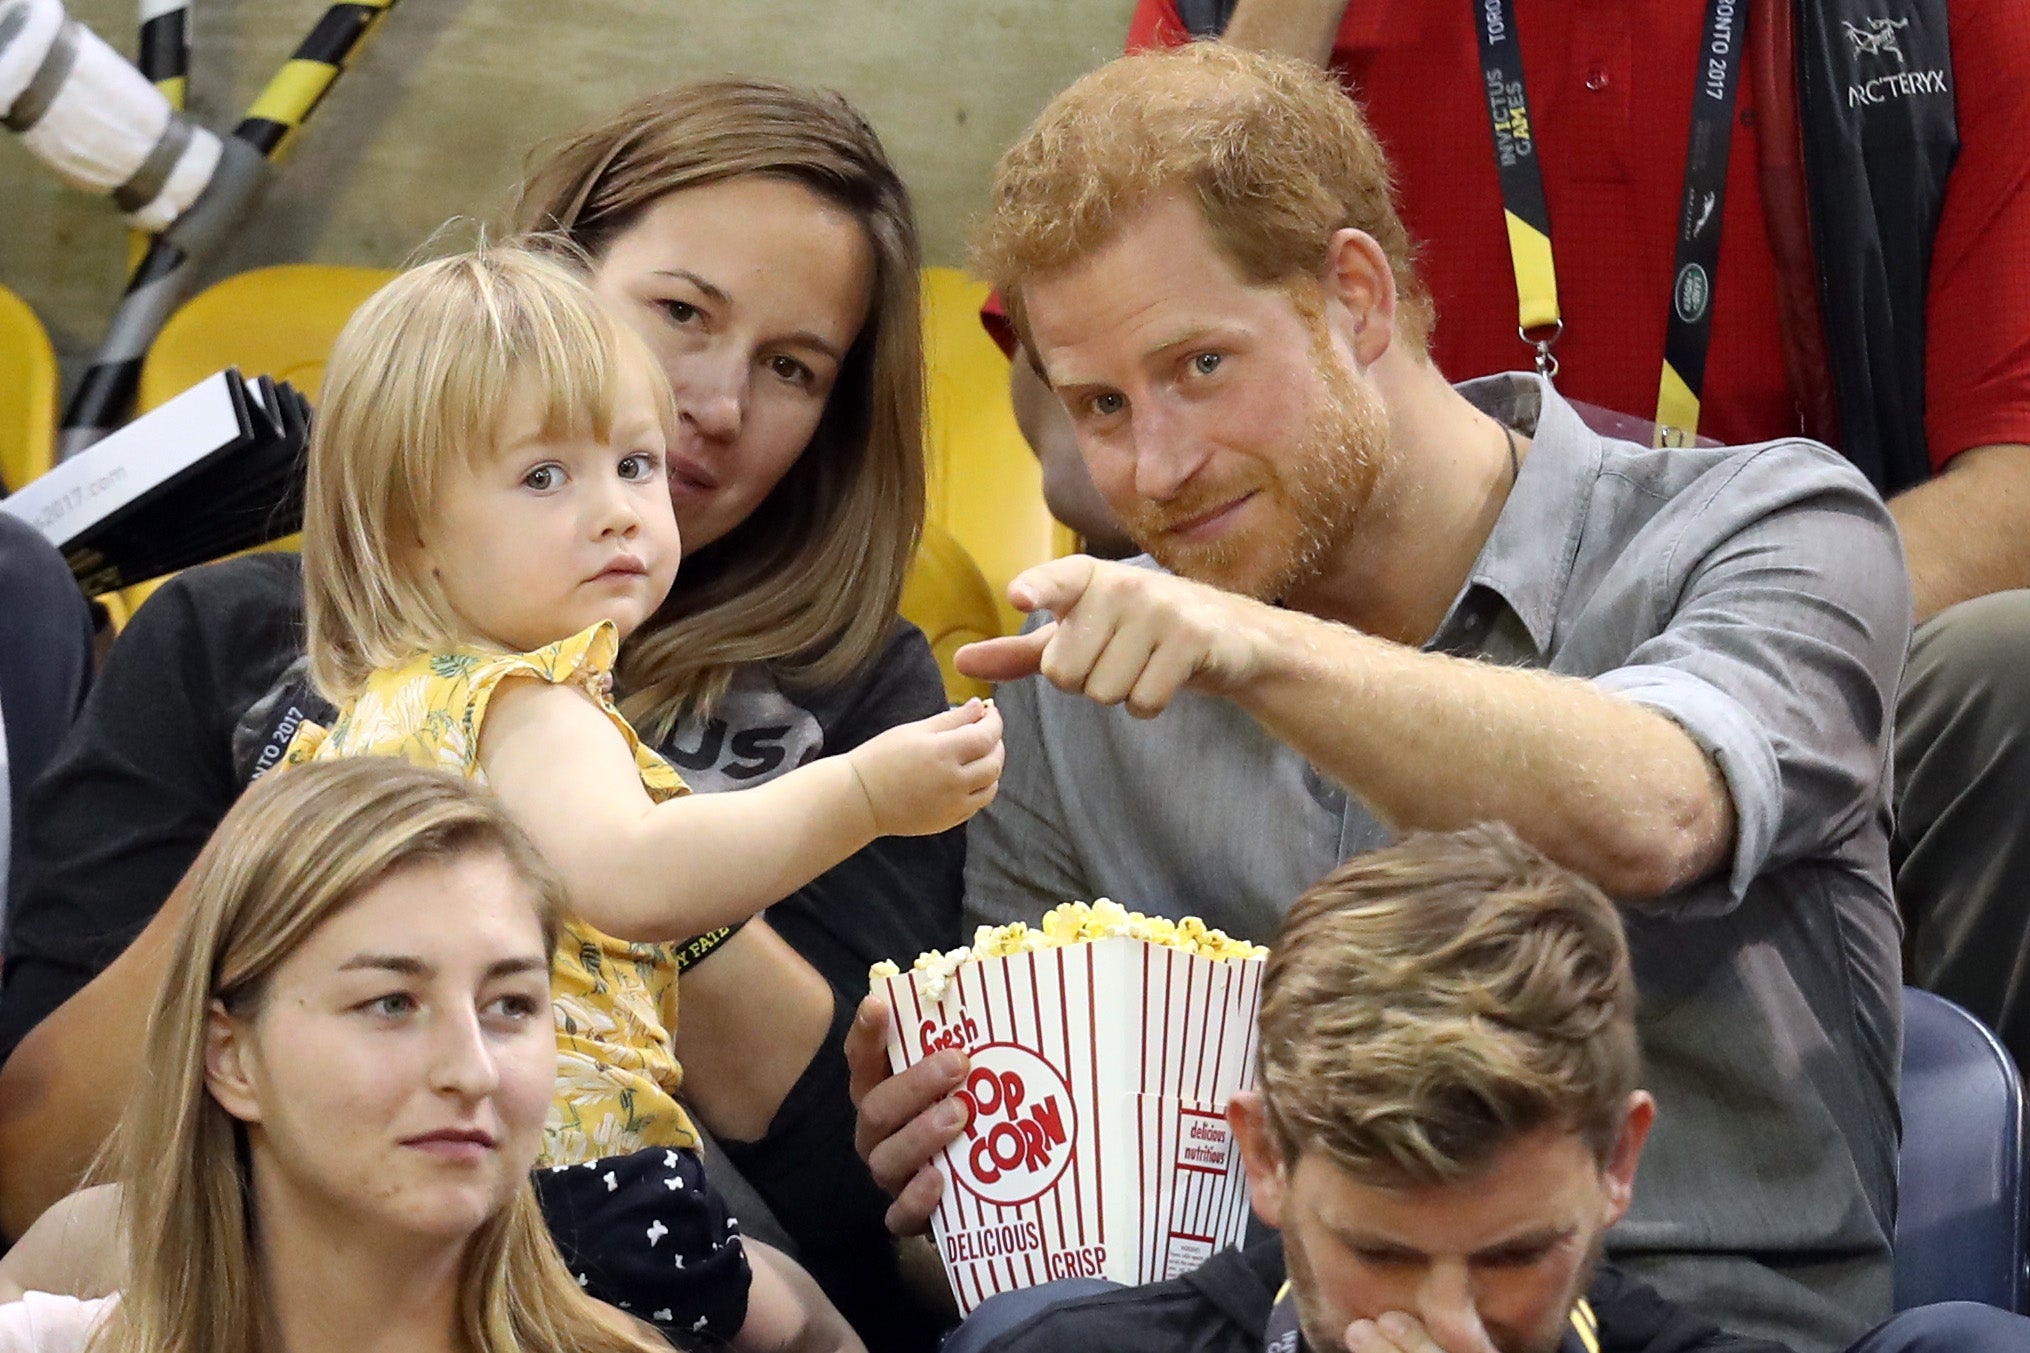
[{"xmin": 876, "ymin": 924, "xmax": 1265, "ymax": 1314}]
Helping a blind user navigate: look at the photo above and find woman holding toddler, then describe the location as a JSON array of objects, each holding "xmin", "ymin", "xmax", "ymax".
[{"xmin": 0, "ymin": 75, "xmax": 979, "ymax": 1352}]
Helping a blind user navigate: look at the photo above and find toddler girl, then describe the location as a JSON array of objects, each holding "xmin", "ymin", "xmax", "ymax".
[{"xmin": 285, "ymin": 245, "xmax": 1004, "ymax": 1347}]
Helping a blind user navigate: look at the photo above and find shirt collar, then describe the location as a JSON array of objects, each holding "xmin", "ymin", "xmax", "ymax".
[{"xmin": 1443, "ymin": 373, "xmax": 1605, "ymax": 657}]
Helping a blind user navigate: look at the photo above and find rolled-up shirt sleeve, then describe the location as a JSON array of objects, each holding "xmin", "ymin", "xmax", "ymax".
[{"xmin": 1590, "ymin": 444, "xmax": 1911, "ymax": 914}]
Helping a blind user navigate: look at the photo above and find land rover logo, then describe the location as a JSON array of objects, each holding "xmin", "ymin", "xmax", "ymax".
[{"xmin": 1674, "ymin": 263, "xmax": 1710, "ymax": 324}]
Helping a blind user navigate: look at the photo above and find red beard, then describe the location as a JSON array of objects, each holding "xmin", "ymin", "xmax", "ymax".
[{"xmin": 1124, "ymin": 329, "xmax": 1392, "ymax": 603}]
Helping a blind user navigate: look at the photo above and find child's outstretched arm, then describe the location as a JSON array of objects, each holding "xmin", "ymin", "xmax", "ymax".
[{"xmin": 479, "ymin": 681, "xmax": 1004, "ymax": 942}]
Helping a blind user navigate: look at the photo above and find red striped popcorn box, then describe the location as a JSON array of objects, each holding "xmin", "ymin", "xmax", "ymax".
[{"xmin": 876, "ymin": 935, "xmax": 1265, "ymax": 1314}]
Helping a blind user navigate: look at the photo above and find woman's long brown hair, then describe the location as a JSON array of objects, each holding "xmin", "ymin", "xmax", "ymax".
[{"xmin": 512, "ymin": 77, "xmax": 927, "ymax": 736}]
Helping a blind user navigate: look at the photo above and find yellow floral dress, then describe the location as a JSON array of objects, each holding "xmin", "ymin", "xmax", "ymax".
[{"xmin": 284, "ymin": 622, "xmax": 700, "ymax": 1165}]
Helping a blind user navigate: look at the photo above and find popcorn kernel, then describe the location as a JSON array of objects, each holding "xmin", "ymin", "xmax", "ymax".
[{"xmin": 870, "ymin": 899, "xmax": 1266, "ymax": 1000}]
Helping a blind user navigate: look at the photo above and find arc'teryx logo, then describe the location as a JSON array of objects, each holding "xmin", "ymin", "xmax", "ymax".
[
  {"xmin": 1840, "ymin": 13, "xmax": 1945, "ymax": 107},
  {"xmin": 1843, "ymin": 16, "xmax": 1908, "ymax": 63}
]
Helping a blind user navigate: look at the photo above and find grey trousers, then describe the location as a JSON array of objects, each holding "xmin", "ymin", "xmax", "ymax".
[{"xmin": 1894, "ymin": 588, "xmax": 2030, "ymax": 1070}]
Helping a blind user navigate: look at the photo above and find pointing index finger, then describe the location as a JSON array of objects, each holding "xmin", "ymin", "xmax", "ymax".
[
  {"xmin": 955, "ymin": 623, "xmax": 1054, "ymax": 682},
  {"xmin": 1007, "ymin": 554, "xmax": 1102, "ymax": 617}
]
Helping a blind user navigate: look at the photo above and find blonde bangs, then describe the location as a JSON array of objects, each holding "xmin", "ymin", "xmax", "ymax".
[
  {"xmin": 516, "ymin": 323, "xmax": 678, "ymax": 455},
  {"xmin": 448, "ymin": 246, "xmax": 677, "ymax": 458},
  {"xmin": 303, "ymin": 247, "xmax": 676, "ymax": 702}
]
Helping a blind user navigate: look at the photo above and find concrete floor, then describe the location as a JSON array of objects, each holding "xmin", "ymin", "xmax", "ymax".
[{"xmin": 0, "ymin": 0, "xmax": 1134, "ymax": 379}]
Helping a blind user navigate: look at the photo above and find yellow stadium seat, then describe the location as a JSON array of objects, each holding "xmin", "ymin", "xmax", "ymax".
[
  {"xmin": 136, "ymin": 264, "xmax": 398, "ymax": 409},
  {"xmin": 900, "ymin": 521, "xmax": 1001, "ymax": 704},
  {"xmin": 0, "ymin": 283, "xmax": 58, "ymax": 497},
  {"xmin": 920, "ymin": 266, "xmax": 1074, "ymax": 633},
  {"xmin": 116, "ymin": 265, "xmax": 399, "ymax": 616}
]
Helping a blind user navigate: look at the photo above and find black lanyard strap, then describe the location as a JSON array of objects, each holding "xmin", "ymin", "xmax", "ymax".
[
  {"xmin": 1474, "ymin": 0, "xmax": 1561, "ymax": 379},
  {"xmin": 1655, "ymin": 0, "xmax": 1747, "ymax": 444},
  {"xmin": 1476, "ymin": 0, "xmax": 1746, "ymax": 443}
]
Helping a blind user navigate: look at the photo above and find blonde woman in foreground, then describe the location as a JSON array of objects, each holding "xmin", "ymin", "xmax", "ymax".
[{"xmin": 0, "ymin": 759, "xmax": 862, "ymax": 1353}]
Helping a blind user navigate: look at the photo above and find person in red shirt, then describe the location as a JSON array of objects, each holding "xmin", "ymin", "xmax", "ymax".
[{"xmin": 990, "ymin": 0, "xmax": 2030, "ymax": 1067}]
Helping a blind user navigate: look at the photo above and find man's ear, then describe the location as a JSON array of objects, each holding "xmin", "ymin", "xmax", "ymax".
[
  {"xmin": 1228, "ymin": 1091, "xmax": 1291, "ymax": 1229},
  {"xmin": 1600, "ymin": 1091, "xmax": 1656, "ymax": 1226},
  {"xmin": 204, "ymin": 1000, "xmax": 264, "ymax": 1125},
  {"xmin": 1318, "ymin": 227, "xmax": 1399, "ymax": 369}
]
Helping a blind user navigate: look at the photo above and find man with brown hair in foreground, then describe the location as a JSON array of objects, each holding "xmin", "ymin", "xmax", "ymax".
[
  {"xmin": 939, "ymin": 827, "xmax": 2024, "ymax": 1353},
  {"xmin": 854, "ymin": 41, "xmax": 1912, "ymax": 1353}
]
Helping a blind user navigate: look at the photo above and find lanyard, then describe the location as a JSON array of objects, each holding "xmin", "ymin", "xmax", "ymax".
[
  {"xmin": 1475, "ymin": 0, "xmax": 1746, "ymax": 446},
  {"xmin": 1264, "ymin": 1281, "xmax": 1302, "ymax": 1353}
]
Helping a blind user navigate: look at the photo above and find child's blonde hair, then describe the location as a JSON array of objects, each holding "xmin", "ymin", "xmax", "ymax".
[{"xmin": 302, "ymin": 244, "xmax": 678, "ymax": 702}]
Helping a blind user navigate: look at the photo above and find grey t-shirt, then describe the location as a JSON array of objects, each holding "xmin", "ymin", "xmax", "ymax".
[{"xmin": 966, "ymin": 374, "xmax": 1908, "ymax": 1353}]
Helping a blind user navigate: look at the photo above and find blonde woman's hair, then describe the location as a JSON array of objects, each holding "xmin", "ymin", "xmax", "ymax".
[
  {"xmin": 510, "ymin": 76, "xmax": 927, "ymax": 734},
  {"xmin": 1257, "ymin": 823, "xmax": 1639, "ymax": 1188},
  {"xmin": 301, "ymin": 244, "xmax": 678, "ymax": 703},
  {"xmin": 974, "ymin": 43, "xmax": 1433, "ymax": 356},
  {"xmin": 89, "ymin": 759, "xmax": 664, "ymax": 1353}
]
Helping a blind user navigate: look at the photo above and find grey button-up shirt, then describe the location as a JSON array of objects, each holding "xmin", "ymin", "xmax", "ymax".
[{"xmin": 966, "ymin": 374, "xmax": 1909, "ymax": 1353}]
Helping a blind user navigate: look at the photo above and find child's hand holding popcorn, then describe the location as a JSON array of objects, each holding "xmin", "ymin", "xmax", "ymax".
[{"xmin": 847, "ymin": 698, "xmax": 1005, "ymax": 837}]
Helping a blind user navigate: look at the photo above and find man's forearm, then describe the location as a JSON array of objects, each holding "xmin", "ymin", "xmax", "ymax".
[
  {"xmin": 1227, "ymin": 607, "xmax": 1734, "ymax": 900},
  {"xmin": 1220, "ymin": 0, "xmax": 1346, "ymax": 66},
  {"xmin": 961, "ymin": 558, "xmax": 1736, "ymax": 901},
  {"xmin": 1890, "ymin": 443, "xmax": 2030, "ymax": 621}
]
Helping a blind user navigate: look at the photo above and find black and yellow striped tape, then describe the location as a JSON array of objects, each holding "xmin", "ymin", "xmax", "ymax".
[
  {"xmin": 137, "ymin": 6, "xmax": 188, "ymax": 108},
  {"xmin": 235, "ymin": 0, "xmax": 395, "ymax": 157}
]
